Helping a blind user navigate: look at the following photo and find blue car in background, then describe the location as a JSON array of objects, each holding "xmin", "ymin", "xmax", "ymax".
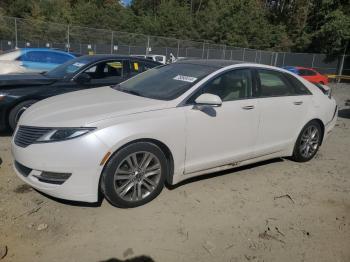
[{"xmin": 0, "ymin": 48, "xmax": 77, "ymax": 74}]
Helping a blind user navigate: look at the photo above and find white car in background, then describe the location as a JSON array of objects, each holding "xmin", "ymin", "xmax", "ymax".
[
  {"xmin": 11, "ymin": 60, "xmax": 337, "ymax": 208},
  {"xmin": 131, "ymin": 54, "xmax": 167, "ymax": 64}
]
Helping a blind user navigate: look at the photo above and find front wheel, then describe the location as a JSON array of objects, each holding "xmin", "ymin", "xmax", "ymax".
[
  {"xmin": 101, "ymin": 142, "xmax": 167, "ymax": 208},
  {"xmin": 292, "ymin": 121, "xmax": 322, "ymax": 162}
]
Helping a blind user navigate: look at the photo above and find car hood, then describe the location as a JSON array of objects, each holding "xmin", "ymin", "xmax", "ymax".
[
  {"xmin": 20, "ymin": 86, "xmax": 172, "ymax": 127},
  {"xmin": 0, "ymin": 73, "xmax": 57, "ymax": 87}
]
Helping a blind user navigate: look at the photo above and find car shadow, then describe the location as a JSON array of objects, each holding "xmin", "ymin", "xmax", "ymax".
[
  {"xmin": 33, "ymin": 189, "xmax": 104, "ymax": 208},
  {"xmin": 338, "ymin": 108, "xmax": 350, "ymax": 119},
  {"xmin": 0, "ymin": 130, "xmax": 12, "ymax": 137},
  {"xmin": 100, "ymin": 256, "xmax": 154, "ymax": 262},
  {"xmin": 166, "ymin": 158, "xmax": 284, "ymax": 190}
]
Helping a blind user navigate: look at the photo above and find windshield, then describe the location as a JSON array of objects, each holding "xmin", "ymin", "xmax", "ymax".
[
  {"xmin": 44, "ymin": 57, "xmax": 93, "ymax": 78},
  {"xmin": 114, "ymin": 63, "xmax": 215, "ymax": 100}
]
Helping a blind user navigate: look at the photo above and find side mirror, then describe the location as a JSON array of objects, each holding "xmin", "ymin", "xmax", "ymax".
[
  {"xmin": 75, "ymin": 73, "xmax": 91, "ymax": 84},
  {"xmin": 195, "ymin": 93, "xmax": 222, "ymax": 107}
]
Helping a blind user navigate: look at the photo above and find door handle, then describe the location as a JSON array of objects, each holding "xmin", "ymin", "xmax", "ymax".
[
  {"xmin": 293, "ymin": 101, "xmax": 303, "ymax": 105},
  {"xmin": 242, "ymin": 105, "xmax": 255, "ymax": 110}
]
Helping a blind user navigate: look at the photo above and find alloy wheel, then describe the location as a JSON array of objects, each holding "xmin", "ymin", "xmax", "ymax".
[
  {"xmin": 113, "ymin": 151, "xmax": 162, "ymax": 202},
  {"xmin": 299, "ymin": 125, "xmax": 320, "ymax": 158}
]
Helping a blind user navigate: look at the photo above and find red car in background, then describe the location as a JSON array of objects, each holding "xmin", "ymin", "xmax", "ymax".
[{"xmin": 283, "ymin": 66, "xmax": 329, "ymax": 85}]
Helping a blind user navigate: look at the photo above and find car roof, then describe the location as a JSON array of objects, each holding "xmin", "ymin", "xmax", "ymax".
[
  {"xmin": 75, "ymin": 54, "xmax": 162, "ymax": 64},
  {"xmin": 19, "ymin": 48, "xmax": 76, "ymax": 56},
  {"xmin": 175, "ymin": 59, "xmax": 244, "ymax": 69}
]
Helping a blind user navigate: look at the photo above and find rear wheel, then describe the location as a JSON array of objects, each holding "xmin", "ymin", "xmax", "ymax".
[
  {"xmin": 9, "ymin": 100, "xmax": 37, "ymax": 131},
  {"xmin": 292, "ymin": 121, "xmax": 322, "ymax": 162},
  {"xmin": 101, "ymin": 142, "xmax": 167, "ymax": 208}
]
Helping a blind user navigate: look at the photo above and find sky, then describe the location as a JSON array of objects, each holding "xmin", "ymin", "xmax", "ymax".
[{"xmin": 121, "ymin": 0, "xmax": 131, "ymax": 5}]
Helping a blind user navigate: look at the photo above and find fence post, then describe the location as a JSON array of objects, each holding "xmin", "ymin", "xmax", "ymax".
[
  {"xmin": 222, "ymin": 45, "xmax": 226, "ymax": 60},
  {"xmin": 67, "ymin": 25, "xmax": 70, "ymax": 52},
  {"xmin": 338, "ymin": 55, "xmax": 345, "ymax": 76},
  {"xmin": 177, "ymin": 40, "xmax": 180, "ymax": 58},
  {"xmin": 202, "ymin": 42, "xmax": 205, "ymax": 59},
  {"xmin": 110, "ymin": 31, "xmax": 114, "ymax": 54},
  {"xmin": 254, "ymin": 50, "xmax": 258, "ymax": 62},
  {"xmin": 230, "ymin": 50, "xmax": 233, "ymax": 60},
  {"xmin": 14, "ymin": 18, "xmax": 18, "ymax": 48},
  {"xmin": 282, "ymin": 52, "xmax": 286, "ymax": 66},
  {"xmin": 146, "ymin": 36, "xmax": 150, "ymax": 55},
  {"xmin": 274, "ymin": 52, "xmax": 278, "ymax": 66},
  {"xmin": 242, "ymin": 48, "xmax": 246, "ymax": 61},
  {"xmin": 311, "ymin": 54, "xmax": 315, "ymax": 68}
]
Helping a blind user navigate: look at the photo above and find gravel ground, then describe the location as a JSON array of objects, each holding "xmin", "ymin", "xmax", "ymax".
[{"xmin": 0, "ymin": 84, "xmax": 349, "ymax": 262}]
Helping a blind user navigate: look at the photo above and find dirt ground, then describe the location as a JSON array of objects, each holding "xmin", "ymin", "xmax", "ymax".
[{"xmin": 0, "ymin": 83, "xmax": 349, "ymax": 262}]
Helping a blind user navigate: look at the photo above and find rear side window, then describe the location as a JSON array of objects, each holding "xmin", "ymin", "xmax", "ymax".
[
  {"xmin": 257, "ymin": 69, "xmax": 295, "ymax": 97},
  {"xmin": 285, "ymin": 74, "xmax": 311, "ymax": 95}
]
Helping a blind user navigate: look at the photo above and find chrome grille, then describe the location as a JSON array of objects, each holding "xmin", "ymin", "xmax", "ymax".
[{"xmin": 14, "ymin": 126, "xmax": 52, "ymax": 148}]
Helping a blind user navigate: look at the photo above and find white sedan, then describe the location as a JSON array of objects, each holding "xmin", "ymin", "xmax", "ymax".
[{"xmin": 11, "ymin": 60, "xmax": 337, "ymax": 208}]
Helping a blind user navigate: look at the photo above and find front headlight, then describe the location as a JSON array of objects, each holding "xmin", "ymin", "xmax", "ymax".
[{"xmin": 37, "ymin": 127, "xmax": 96, "ymax": 143}]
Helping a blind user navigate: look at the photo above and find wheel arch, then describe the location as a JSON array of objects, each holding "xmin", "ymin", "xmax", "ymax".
[
  {"xmin": 306, "ymin": 118, "xmax": 325, "ymax": 145},
  {"xmin": 99, "ymin": 138, "xmax": 175, "ymax": 189}
]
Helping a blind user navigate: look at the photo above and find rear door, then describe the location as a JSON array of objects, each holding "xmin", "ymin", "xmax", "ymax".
[{"xmin": 254, "ymin": 68, "xmax": 312, "ymax": 156}]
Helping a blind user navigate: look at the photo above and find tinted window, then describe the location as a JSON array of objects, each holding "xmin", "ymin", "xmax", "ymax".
[
  {"xmin": 188, "ymin": 69, "xmax": 253, "ymax": 103},
  {"xmin": 114, "ymin": 63, "xmax": 216, "ymax": 101},
  {"xmin": 299, "ymin": 69, "xmax": 317, "ymax": 76},
  {"xmin": 258, "ymin": 69, "xmax": 295, "ymax": 97},
  {"xmin": 285, "ymin": 74, "xmax": 311, "ymax": 95},
  {"xmin": 45, "ymin": 57, "xmax": 93, "ymax": 78},
  {"xmin": 83, "ymin": 60, "xmax": 123, "ymax": 79}
]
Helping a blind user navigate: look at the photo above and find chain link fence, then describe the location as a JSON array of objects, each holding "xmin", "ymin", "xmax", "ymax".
[{"xmin": 0, "ymin": 16, "xmax": 348, "ymax": 75}]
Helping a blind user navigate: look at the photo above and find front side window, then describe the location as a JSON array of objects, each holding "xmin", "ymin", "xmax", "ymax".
[
  {"xmin": 114, "ymin": 63, "xmax": 216, "ymax": 101},
  {"xmin": 258, "ymin": 69, "xmax": 295, "ymax": 97},
  {"xmin": 83, "ymin": 60, "xmax": 123, "ymax": 79},
  {"xmin": 188, "ymin": 69, "xmax": 253, "ymax": 103}
]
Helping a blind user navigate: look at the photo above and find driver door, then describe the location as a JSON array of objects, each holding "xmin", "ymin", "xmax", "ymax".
[
  {"xmin": 184, "ymin": 69, "xmax": 260, "ymax": 174},
  {"xmin": 76, "ymin": 59, "xmax": 126, "ymax": 88}
]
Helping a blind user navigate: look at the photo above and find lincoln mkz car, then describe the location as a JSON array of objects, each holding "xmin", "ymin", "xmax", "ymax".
[
  {"xmin": 11, "ymin": 60, "xmax": 337, "ymax": 208},
  {"xmin": 0, "ymin": 55, "xmax": 160, "ymax": 131}
]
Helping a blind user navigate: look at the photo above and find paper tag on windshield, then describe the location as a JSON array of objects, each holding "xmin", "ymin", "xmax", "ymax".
[
  {"xmin": 173, "ymin": 75, "xmax": 197, "ymax": 83},
  {"xmin": 73, "ymin": 62, "xmax": 86, "ymax": 67}
]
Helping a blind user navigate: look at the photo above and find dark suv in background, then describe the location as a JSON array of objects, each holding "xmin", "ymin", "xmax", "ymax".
[{"xmin": 0, "ymin": 55, "xmax": 161, "ymax": 131}]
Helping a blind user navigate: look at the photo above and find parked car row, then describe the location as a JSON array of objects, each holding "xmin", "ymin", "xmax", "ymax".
[{"xmin": 9, "ymin": 58, "xmax": 337, "ymax": 208}]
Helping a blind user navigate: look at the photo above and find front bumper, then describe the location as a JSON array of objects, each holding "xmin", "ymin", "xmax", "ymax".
[{"xmin": 11, "ymin": 132, "xmax": 109, "ymax": 203}]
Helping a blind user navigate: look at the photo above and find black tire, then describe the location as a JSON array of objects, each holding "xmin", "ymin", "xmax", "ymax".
[
  {"xmin": 292, "ymin": 121, "xmax": 322, "ymax": 162},
  {"xmin": 9, "ymin": 100, "xmax": 37, "ymax": 131},
  {"xmin": 101, "ymin": 142, "xmax": 167, "ymax": 208}
]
